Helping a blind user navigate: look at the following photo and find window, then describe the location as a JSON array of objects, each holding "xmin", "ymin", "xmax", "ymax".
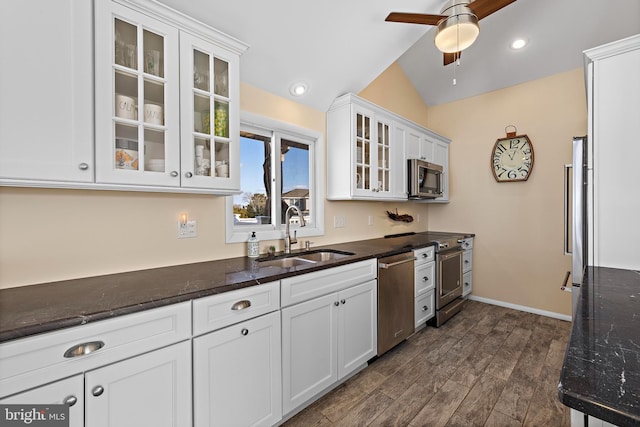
[{"xmin": 225, "ymin": 112, "xmax": 324, "ymax": 243}]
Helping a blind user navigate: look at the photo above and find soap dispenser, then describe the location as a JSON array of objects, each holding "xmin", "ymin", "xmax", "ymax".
[{"xmin": 247, "ymin": 232, "xmax": 259, "ymax": 258}]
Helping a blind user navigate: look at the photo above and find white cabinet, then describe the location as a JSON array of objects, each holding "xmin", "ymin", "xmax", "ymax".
[
  {"xmin": 281, "ymin": 259, "xmax": 377, "ymax": 415},
  {"xmin": 461, "ymin": 237, "xmax": 473, "ymax": 297},
  {"xmin": 0, "ymin": 302, "xmax": 192, "ymax": 425},
  {"xmin": 584, "ymin": 35, "xmax": 640, "ymax": 270},
  {"xmin": 193, "ymin": 311, "xmax": 282, "ymax": 427},
  {"xmin": 570, "ymin": 409, "xmax": 617, "ymax": 427},
  {"xmin": 192, "ymin": 282, "xmax": 282, "ymax": 427},
  {"xmin": 327, "ymin": 94, "xmax": 406, "ymax": 201},
  {"xmin": 95, "ymin": 0, "xmax": 245, "ymax": 193},
  {"xmin": 85, "ymin": 341, "xmax": 192, "ymax": 427},
  {"xmin": 0, "ymin": 375, "xmax": 84, "ymax": 427},
  {"xmin": 0, "ymin": 0, "xmax": 93, "ymax": 184},
  {"xmin": 413, "ymin": 246, "xmax": 435, "ymax": 329}
]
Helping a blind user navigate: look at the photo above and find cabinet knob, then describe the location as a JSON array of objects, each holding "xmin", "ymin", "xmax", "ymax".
[
  {"xmin": 78, "ymin": 163, "xmax": 89, "ymax": 171},
  {"xmin": 92, "ymin": 386, "xmax": 104, "ymax": 397},
  {"xmin": 341, "ymin": 299, "xmax": 346, "ymax": 305},
  {"xmin": 170, "ymin": 171, "xmax": 179, "ymax": 177},
  {"xmin": 422, "ymin": 305, "xmax": 428, "ymax": 311},
  {"xmin": 334, "ymin": 301, "xmax": 340, "ymax": 306},
  {"xmin": 241, "ymin": 328, "xmax": 249, "ymax": 336},
  {"xmin": 422, "ymin": 276, "xmax": 429, "ymax": 282},
  {"xmin": 63, "ymin": 395, "xmax": 78, "ymax": 407},
  {"xmin": 185, "ymin": 172, "xmax": 193, "ymax": 178},
  {"xmin": 465, "ymin": 282, "xmax": 469, "ymax": 286},
  {"xmin": 465, "ymin": 260, "xmax": 470, "ymax": 264},
  {"xmin": 422, "ymin": 253, "xmax": 428, "ymax": 258}
]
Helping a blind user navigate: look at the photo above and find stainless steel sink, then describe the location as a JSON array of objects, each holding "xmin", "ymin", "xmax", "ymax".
[{"xmin": 256, "ymin": 250, "xmax": 354, "ymax": 268}]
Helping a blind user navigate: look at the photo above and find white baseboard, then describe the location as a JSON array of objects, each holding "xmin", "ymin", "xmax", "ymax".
[{"xmin": 467, "ymin": 295, "xmax": 572, "ymax": 322}]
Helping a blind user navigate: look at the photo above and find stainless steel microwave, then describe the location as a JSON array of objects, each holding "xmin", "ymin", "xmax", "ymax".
[{"xmin": 408, "ymin": 159, "xmax": 443, "ymax": 199}]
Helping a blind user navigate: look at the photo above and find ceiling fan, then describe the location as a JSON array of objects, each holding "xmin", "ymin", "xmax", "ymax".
[{"xmin": 386, "ymin": 0, "xmax": 516, "ymax": 65}]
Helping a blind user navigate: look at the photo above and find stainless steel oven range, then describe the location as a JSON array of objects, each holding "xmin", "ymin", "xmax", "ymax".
[{"xmin": 429, "ymin": 237, "xmax": 464, "ymax": 327}]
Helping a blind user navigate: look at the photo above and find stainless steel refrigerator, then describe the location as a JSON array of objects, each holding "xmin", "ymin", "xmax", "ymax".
[{"xmin": 563, "ymin": 136, "xmax": 589, "ymax": 314}]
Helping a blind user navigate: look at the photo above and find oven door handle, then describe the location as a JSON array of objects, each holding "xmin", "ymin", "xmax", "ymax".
[
  {"xmin": 379, "ymin": 257, "xmax": 416, "ymax": 269},
  {"xmin": 438, "ymin": 249, "xmax": 464, "ymax": 260}
]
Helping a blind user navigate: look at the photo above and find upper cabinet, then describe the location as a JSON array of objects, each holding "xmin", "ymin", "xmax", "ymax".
[
  {"xmin": 327, "ymin": 94, "xmax": 450, "ymax": 202},
  {"xmin": 0, "ymin": 0, "xmax": 93, "ymax": 184},
  {"xmin": 1, "ymin": 0, "xmax": 247, "ymax": 195},
  {"xmin": 95, "ymin": 0, "xmax": 244, "ymax": 192},
  {"xmin": 326, "ymin": 94, "xmax": 407, "ymax": 201}
]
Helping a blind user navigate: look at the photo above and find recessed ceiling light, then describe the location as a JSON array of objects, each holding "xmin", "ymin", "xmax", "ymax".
[
  {"xmin": 289, "ymin": 82, "xmax": 308, "ymax": 96},
  {"xmin": 511, "ymin": 38, "xmax": 528, "ymax": 50}
]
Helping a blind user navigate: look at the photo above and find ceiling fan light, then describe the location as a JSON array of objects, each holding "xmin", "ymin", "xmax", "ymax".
[{"xmin": 434, "ymin": 14, "xmax": 479, "ymax": 53}]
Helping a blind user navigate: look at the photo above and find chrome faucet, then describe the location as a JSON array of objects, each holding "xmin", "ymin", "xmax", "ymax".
[{"xmin": 284, "ymin": 205, "xmax": 306, "ymax": 254}]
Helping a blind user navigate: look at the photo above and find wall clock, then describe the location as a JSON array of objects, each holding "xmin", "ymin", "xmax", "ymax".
[{"xmin": 491, "ymin": 130, "xmax": 534, "ymax": 182}]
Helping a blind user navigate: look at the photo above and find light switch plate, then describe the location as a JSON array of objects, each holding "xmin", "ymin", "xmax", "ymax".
[
  {"xmin": 334, "ymin": 215, "xmax": 346, "ymax": 228},
  {"xmin": 177, "ymin": 220, "xmax": 197, "ymax": 238}
]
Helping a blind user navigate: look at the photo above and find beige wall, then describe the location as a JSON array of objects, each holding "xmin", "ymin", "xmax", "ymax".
[
  {"xmin": 425, "ymin": 68, "xmax": 587, "ymax": 316},
  {"xmin": 0, "ymin": 63, "xmax": 586, "ymax": 318}
]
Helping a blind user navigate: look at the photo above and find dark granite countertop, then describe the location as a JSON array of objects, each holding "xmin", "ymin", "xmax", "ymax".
[
  {"xmin": 0, "ymin": 231, "xmax": 473, "ymax": 343},
  {"xmin": 559, "ymin": 267, "xmax": 640, "ymax": 426}
]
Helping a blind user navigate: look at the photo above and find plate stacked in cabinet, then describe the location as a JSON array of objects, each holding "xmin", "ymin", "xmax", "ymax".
[
  {"xmin": 413, "ymin": 246, "xmax": 435, "ymax": 330},
  {"xmin": 461, "ymin": 238, "xmax": 473, "ymax": 297}
]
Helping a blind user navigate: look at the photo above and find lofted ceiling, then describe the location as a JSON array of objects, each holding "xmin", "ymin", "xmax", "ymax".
[{"xmin": 157, "ymin": 0, "xmax": 640, "ymax": 110}]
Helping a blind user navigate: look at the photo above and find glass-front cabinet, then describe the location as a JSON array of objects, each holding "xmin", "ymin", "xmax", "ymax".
[
  {"xmin": 179, "ymin": 33, "xmax": 239, "ymax": 190},
  {"xmin": 95, "ymin": 0, "xmax": 244, "ymax": 192}
]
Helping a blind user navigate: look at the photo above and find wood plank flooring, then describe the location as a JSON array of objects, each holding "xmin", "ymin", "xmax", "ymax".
[{"xmin": 282, "ymin": 300, "xmax": 571, "ymax": 427}]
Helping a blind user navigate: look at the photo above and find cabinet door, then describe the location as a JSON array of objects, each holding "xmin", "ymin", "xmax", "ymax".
[
  {"xmin": 337, "ymin": 280, "xmax": 377, "ymax": 379},
  {"xmin": 433, "ymin": 140, "xmax": 449, "ymax": 201},
  {"xmin": 0, "ymin": 0, "xmax": 93, "ymax": 183},
  {"xmin": 463, "ymin": 270, "xmax": 473, "ymax": 297},
  {"xmin": 85, "ymin": 341, "xmax": 191, "ymax": 427},
  {"xmin": 374, "ymin": 116, "xmax": 392, "ymax": 195},
  {"xmin": 179, "ymin": 32, "xmax": 240, "ymax": 191},
  {"xmin": 352, "ymin": 105, "xmax": 377, "ymax": 197},
  {"xmin": 193, "ymin": 311, "xmax": 282, "ymax": 427},
  {"xmin": 415, "ymin": 289, "xmax": 435, "ymax": 328},
  {"xmin": 282, "ymin": 293, "xmax": 338, "ymax": 414},
  {"xmin": 0, "ymin": 375, "xmax": 84, "ymax": 427},
  {"xmin": 95, "ymin": 0, "xmax": 180, "ymax": 187}
]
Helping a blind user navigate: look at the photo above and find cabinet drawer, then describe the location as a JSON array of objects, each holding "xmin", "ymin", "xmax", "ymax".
[
  {"xmin": 414, "ymin": 261, "xmax": 435, "ymax": 295},
  {"xmin": 461, "ymin": 238, "xmax": 473, "ymax": 250},
  {"xmin": 463, "ymin": 250, "xmax": 473, "ymax": 273},
  {"xmin": 192, "ymin": 281, "xmax": 280, "ymax": 336},
  {"xmin": 463, "ymin": 271, "xmax": 473, "ymax": 297},
  {"xmin": 281, "ymin": 259, "xmax": 377, "ymax": 307},
  {"xmin": 413, "ymin": 246, "xmax": 435, "ymax": 265},
  {"xmin": 415, "ymin": 290, "xmax": 435, "ymax": 328},
  {"xmin": 0, "ymin": 301, "xmax": 191, "ymax": 398}
]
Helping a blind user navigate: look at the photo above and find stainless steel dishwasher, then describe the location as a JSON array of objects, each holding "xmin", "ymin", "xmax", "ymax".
[{"xmin": 377, "ymin": 252, "xmax": 415, "ymax": 355}]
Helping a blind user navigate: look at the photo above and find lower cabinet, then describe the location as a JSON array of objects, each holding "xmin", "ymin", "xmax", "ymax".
[
  {"xmin": 281, "ymin": 280, "xmax": 377, "ymax": 415},
  {"xmin": 193, "ymin": 310, "xmax": 282, "ymax": 427},
  {"xmin": 0, "ymin": 375, "xmax": 84, "ymax": 427},
  {"xmin": 461, "ymin": 237, "xmax": 474, "ymax": 297},
  {"xmin": 85, "ymin": 342, "xmax": 191, "ymax": 427}
]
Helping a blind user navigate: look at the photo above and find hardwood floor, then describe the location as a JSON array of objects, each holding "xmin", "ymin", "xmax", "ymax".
[{"xmin": 282, "ymin": 300, "xmax": 571, "ymax": 427}]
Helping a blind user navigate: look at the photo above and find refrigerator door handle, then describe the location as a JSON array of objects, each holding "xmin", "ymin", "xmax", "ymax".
[{"xmin": 564, "ymin": 163, "xmax": 572, "ymax": 255}]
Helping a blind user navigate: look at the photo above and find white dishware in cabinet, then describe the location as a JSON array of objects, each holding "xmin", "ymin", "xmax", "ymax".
[{"xmin": 0, "ymin": 0, "xmax": 93, "ymax": 184}]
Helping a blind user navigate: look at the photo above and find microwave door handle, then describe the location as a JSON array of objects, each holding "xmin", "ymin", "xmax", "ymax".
[
  {"xmin": 438, "ymin": 170, "xmax": 444, "ymax": 196},
  {"xmin": 564, "ymin": 163, "xmax": 572, "ymax": 255}
]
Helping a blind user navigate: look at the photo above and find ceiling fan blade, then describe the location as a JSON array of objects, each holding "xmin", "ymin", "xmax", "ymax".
[
  {"xmin": 443, "ymin": 51, "xmax": 462, "ymax": 66},
  {"xmin": 385, "ymin": 12, "xmax": 446, "ymax": 26},
  {"xmin": 468, "ymin": 0, "xmax": 517, "ymax": 20}
]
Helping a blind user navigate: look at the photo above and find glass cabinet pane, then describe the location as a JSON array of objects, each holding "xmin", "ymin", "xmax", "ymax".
[
  {"xmin": 143, "ymin": 30, "xmax": 163, "ymax": 77},
  {"xmin": 194, "ymin": 138, "xmax": 211, "ymax": 176},
  {"xmin": 114, "ymin": 19, "xmax": 137, "ymax": 70},
  {"xmin": 214, "ymin": 57, "xmax": 228, "ymax": 97},
  {"xmin": 114, "ymin": 124, "xmax": 139, "ymax": 170},
  {"xmin": 193, "ymin": 50, "xmax": 210, "ymax": 92},
  {"xmin": 214, "ymin": 100, "xmax": 229, "ymax": 138},
  {"xmin": 144, "ymin": 128, "xmax": 165, "ymax": 172}
]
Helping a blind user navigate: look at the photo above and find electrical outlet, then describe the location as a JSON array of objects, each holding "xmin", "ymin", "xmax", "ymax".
[
  {"xmin": 368, "ymin": 215, "xmax": 374, "ymax": 226},
  {"xmin": 334, "ymin": 215, "xmax": 346, "ymax": 228},
  {"xmin": 177, "ymin": 220, "xmax": 197, "ymax": 238},
  {"xmin": 417, "ymin": 214, "xmax": 421, "ymax": 223}
]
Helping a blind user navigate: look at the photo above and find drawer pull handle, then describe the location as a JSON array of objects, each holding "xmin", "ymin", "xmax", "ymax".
[
  {"xmin": 92, "ymin": 386, "xmax": 104, "ymax": 397},
  {"xmin": 422, "ymin": 305, "xmax": 428, "ymax": 311},
  {"xmin": 64, "ymin": 341, "xmax": 105, "ymax": 358},
  {"xmin": 231, "ymin": 300, "xmax": 251, "ymax": 311},
  {"xmin": 63, "ymin": 395, "xmax": 78, "ymax": 407},
  {"xmin": 241, "ymin": 328, "xmax": 249, "ymax": 336}
]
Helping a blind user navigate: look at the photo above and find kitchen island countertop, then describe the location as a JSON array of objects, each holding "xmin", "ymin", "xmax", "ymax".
[
  {"xmin": 0, "ymin": 231, "xmax": 473, "ymax": 343},
  {"xmin": 559, "ymin": 266, "xmax": 640, "ymax": 426}
]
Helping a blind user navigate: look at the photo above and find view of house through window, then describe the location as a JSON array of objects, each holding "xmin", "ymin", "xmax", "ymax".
[{"xmin": 233, "ymin": 129, "xmax": 311, "ymax": 228}]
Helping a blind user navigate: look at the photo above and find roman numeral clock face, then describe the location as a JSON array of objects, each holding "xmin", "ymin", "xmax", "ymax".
[{"xmin": 491, "ymin": 135, "xmax": 534, "ymax": 182}]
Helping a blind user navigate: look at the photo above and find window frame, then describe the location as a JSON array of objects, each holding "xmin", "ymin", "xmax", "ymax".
[{"xmin": 225, "ymin": 111, "xmax": 324, "ymax": 244}]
